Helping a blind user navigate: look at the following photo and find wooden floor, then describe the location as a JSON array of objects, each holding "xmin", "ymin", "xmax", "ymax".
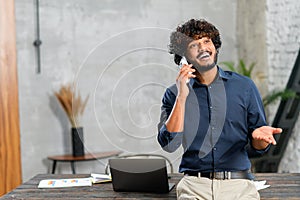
[{"xmin": 1, "ymin": 173, "xmax": 300, "ymax": 199}]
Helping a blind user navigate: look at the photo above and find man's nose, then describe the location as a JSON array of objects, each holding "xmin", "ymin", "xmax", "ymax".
[{"xmin": 197, "ymin": 43, "xmax": 205, "ymax": 52}]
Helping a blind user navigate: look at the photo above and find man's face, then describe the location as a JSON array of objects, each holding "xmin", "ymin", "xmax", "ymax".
[{"xmin": 185, "ymin": 37, "xmax": 218, "ymax": 73}]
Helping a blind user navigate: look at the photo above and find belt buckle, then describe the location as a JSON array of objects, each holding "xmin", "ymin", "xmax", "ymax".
[
  {"xmin": 213, "ymin": 172, "xmax": 222, "ymax": 179},
  {"xmin": 224, "ymin": 171, "xmax": 231, "ymax": 180},
  {"xmin": 211, "ymin": 171, "xmax": 232, "ymax": 180},
  {"xmin": 211, "ymin": 172, "xmax": 216, "ymax": 179}
]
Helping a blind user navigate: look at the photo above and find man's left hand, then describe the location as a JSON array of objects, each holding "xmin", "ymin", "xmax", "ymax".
[{"xmin": 252, "ymin": 126, "xmax": 282, "ymax": 145}]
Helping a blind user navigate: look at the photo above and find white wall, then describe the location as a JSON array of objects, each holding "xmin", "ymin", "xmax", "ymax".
[
  {"xmin": 15, "ymin": 0, "xmax": 237, "ymax": 181},
  {"xmin": 265, "ymin": 0, "xmax": 300, "ymax": 172}
]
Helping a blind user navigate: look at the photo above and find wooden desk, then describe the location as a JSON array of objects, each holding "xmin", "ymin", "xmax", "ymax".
[
  {"xmin": 47, "ymin": 151, "xmax": 122, "ymax": 174},
  {"xmin": 1, "ymin": 173, "xmax": 300, "ymax": 199}
]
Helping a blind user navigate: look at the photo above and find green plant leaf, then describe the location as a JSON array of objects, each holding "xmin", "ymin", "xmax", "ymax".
[
  {"xmin": 239, "ymin": 59, "xmax": 246, "ymax": 75},
  {"xmin": 220, "ymin": 61, "xmax": 236, "ymax": 72},
  {"xmin": 237, "ymin": 59, "xmax": 255, "ymax": 78},
  {"xmin": 263, "ymin": 89, "xmax": 298, "ymax": 107},
  {"xmin": 221, "ymin": 59, "xmax": 255, "ymax": 78},
  {"xmin": 246, "ymin": 62, "xmax": 256, "ymax": 78}
]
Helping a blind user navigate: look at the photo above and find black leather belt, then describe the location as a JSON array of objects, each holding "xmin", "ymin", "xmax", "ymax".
[{"xmin": 184, "ymin": 170, "xmax": 254, "ymax": 180}]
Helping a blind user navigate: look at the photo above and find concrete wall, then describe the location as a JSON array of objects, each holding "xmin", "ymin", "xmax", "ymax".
[
  {"xmin": 265, "ymin": 0, "xmax": 300, "ymax": 172},
  {"xmin": 236, "ymin": 0, "xmax": 268, "ymax": 96},
  {"xmin": 15, "ymin": 0, "xmax": 237, "ymax": 181}
]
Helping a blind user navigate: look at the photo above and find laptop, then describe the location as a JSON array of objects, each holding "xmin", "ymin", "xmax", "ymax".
[{"xmin": 109, "ymin": 158, "xmax": 175, "ymax": 193}]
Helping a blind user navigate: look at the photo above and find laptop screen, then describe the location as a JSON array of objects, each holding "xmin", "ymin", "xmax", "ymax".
[{"xmin": 109, "ymin": 158, "xmax": 174, "ymax": 193}]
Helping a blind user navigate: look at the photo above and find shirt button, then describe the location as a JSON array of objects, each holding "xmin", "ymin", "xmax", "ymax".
[
  {"xmin": 213, "ymin": 147, "xmax": 217, "ymax": 151},
  {"xmin": 212, "ymin": 127, "xmax": 215, "ymax": 130}
]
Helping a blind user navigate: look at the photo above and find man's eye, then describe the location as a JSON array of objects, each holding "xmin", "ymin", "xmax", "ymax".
[{"xmin": 190, "ymin": 44, "xmax": 198, "ymax": 48}]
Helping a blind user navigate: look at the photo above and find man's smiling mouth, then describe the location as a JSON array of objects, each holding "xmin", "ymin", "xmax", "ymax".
[{"xmin": 197, "ymin": 52, "xmax": 210, "ymax": 60}]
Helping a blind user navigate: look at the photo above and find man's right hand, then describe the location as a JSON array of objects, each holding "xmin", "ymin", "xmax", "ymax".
[
  {"xmin": 176, "ymin": 64, "xmax": 195, "ymax": 99},
  {"xmin": 165, "ymin": 64, "xmax": 195, "ymax": 133}
]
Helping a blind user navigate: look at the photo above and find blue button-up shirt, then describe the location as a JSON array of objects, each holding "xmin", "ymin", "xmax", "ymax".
[{"xmin": 157, "ymin": 67, "xmax": 268, "ymax": 173}]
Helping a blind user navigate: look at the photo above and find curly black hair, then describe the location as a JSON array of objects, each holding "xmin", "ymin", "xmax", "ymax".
[{"xmin": 168, "ymin": 19, "xmax": 222, "ymax": 65}]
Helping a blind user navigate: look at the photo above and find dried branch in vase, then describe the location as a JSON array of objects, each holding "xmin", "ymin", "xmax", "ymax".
[{"xmin": 54, "ymin": 84, "xmax": 89, "ymax": 128}]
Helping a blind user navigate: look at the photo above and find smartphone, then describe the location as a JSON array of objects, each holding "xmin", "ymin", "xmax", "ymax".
[
  {"xmin": 179, "ymin": 56, "xmax": 188, "ymax": 69},
  {"xmin": 179, "ymin": 56, "xmax": 190, "ymax": 83}
]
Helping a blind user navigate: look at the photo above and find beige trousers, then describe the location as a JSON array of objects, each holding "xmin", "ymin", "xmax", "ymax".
[{"xmin": 176, "ymin": 175, "xmax": 260, "ymax": 200}]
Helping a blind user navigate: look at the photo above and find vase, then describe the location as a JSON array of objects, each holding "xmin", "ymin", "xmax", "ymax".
[{"xmin": 71, "ymin": 127, "xmax": 84, "ymax": 157}]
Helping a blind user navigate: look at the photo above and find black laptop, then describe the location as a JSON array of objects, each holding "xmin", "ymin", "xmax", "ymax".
[{"xmin": 109, "ymin": 158, "xmax": 175, "ymax": 193}]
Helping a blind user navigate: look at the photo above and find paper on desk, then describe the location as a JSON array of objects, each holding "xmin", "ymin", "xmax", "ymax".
[
  {"xmin": 90, "ymin": 173, "xmax": 112, "ymax": 184},
  {"xmin": 38, "ymin": 178, "xmax": 92, "ymax": 188},
  {"xmin": 253, "ymin": 180, "xmax": 270, "ymax": 190},
  {"xmin": 38, "ymin": 174, "xmax": 112, "ymax": 188}
]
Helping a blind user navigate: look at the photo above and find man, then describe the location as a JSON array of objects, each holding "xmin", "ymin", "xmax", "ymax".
[{"xmin": 157, "ymin": 19, "xmax": 282, "ymax": 199}]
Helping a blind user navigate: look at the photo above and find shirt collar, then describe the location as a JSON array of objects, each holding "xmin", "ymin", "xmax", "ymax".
[
  {"xmin": 189, "ymin": 66, "xmax": 230, "ymax": 87},
  {"xmin": 218, "ymin": 66, "xmax": 230, "ymax": 80}
]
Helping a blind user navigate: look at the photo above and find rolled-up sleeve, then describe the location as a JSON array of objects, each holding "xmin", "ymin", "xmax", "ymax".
[
  {"xmin": 158, "ymin": 124, "xmax": 183, "ymax": 152},
  {"xmin": 157, "ymin": 86, "xmax": 183, "ymax": 152},
  {"xmin": 247, "ymin": 143, "xmax": 271, "ymax": 157}
]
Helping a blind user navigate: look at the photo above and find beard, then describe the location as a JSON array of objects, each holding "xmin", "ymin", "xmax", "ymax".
[{"xmin": 192, "ymin": 51, "xmax": 218, "ymax": 73}]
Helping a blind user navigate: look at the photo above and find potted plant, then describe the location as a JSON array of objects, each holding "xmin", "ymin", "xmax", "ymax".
[{"xmin": 55, "ymin": 83, "xmax": 89, "ymax": 156}]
